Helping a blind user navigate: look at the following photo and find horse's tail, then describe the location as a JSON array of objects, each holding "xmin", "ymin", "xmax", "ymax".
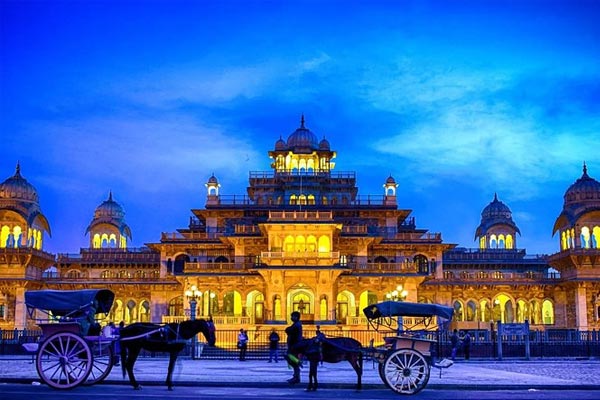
[{"xmin": 120, "ymin": 339, "xmax": 127, "ymax": 378}]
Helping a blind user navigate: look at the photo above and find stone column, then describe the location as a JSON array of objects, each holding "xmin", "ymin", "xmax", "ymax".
[{"xmin": 575, "ymin": 284, "xmax": 588, "ymax": 329}]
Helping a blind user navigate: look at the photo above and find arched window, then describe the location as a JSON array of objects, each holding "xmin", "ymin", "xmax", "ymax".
[
  {"xmin": 490, "ymin": 234, "xmax": 498, "ymax": 248},
  {"xmin": 498, "ymin": 234, "xmax": 505, "ymax": 249},
  {"xmin": 479, "ymin": 236, "xmax": 486, "ymax": 249},
  {"xmin": 480, "ymin": 299, "xmax": 491, "ymax": 322},
  {"xmin": 12, "ymin": 226, "xmax": 22, "ymax": 247},
  {"xmin": 139, "ymin": 300, "xmax": 150, "ymax": 322},
  {"xmin": 319, "ymin": 296, "xmax": 328, "ymax": 320},
  {"xmin": 414, "ymin": 254, "xmax": 429, "ymax": 274},
  {"xmin": 453, "ymin": 300, "xmax": 464, "ymax": 321},
  {"xmin": 581, "ymin": 226, "xmax": 591, "ymax": 248},
  {"xmin": 542, "ymin": 300, "xmax": 554, "ymax": 325},
  {"xmin": 93, "ymin": 233, "xmax": 101, "ymax": 248},
  {"xmin": 506, "ymin": 234, "xmax": 513, "ymax": 249},
  {"xmin": 592, "ymin": 226, "xmax": 600, "ymax": 248},
  {"xmin": 318, "ymin": 235, "xmax": 330, "ymax": 253},
  {"xmin": 67, "ymin": 270, "xmax": 81, "ymax": 278},
  {"xmin": 292, "ymin": 292, "xmax": 311, "ymax": 315},
  {"xmin": 174, "ymin": 254, "xmax": 190, "ymax": 274},
  {"xmin": 126, "ymin": 300, "xmax": 137, "ymax": 323},
  {"xmin": 1, "ymin": 225, "xmax": 10, "ymax": 248},
  {"xmin": 284, "ymin": 235, "xmax": 295, "ymax": 253},
  {"xmin": 466, "ymin": 300, "xmax": 477, "ymax": 321},
  {"xmin": 168, "ymin": 296, "xmax": 183, "ymax": 317}
]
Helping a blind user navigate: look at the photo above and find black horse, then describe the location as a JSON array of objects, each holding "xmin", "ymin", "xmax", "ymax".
[
  {"xmin": 288, "ymin": 337, "xmax": 363, "ymax": 391},
  {"xmin": 120, "ymin": 319, "xmax": 215, "ymax": 390}
]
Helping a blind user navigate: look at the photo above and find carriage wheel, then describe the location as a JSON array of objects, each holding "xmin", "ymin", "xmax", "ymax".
[
  {"xmin": 36, "ymin": 332, "xmax": 93, "ymax": 389},
  {"xmin": 84, "ymin": 340, "xmax": 114, "ymax": 385},
  {"xmin": 382, "ymin": 348, "xmax": 430, "ymax": 395}
]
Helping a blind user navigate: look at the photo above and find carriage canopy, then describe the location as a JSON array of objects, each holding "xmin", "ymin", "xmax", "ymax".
[
  {"xmin": 25, "ymin": 289, "xmax": 115, "ymax": 316},
  {"xmin": 363, "ymin": 301, "xmax": 454, "ymax": 321}
]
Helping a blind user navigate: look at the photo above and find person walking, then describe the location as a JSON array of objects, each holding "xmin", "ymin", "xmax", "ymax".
[
  {"xmin": 315, "ymin": 325, "xmax": 326, "ymax": 366},
  {"xmin": 268, "ymin": 328, "xmax": 280, "ymax": 363},
  {"xmin": 284, "ymin": 311, "xmax": 303, "ymax": 384},
  {"xmin": 462, "ymin": 330, "xmax": 471, "ymax": 360},
  {"xmin": 450, "ymin": 329, "xmax": 459, "ymax": 361},
  {"xmin": 237, "ymin": 328, "xmax": 248, "ymax": 361}
]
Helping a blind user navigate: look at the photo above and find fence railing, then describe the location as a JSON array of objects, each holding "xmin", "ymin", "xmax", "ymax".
[{"xmin": 2, "ymin": 328, "xmax": 600, "ymax": 359}]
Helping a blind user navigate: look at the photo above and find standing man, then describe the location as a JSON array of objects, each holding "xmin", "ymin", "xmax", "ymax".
[
  {"xmin": 462, "ymin": 330, "xmax": 471, "ymax": 360},
  {"xmin": 238, "ymin": 328, "xmax": 249, "ymax": 361},
  {"xmin": 450, "ymin": 329, "xmax": 459, "ymax": 361},
  {"xmin": 268, "ymin": 328, "xmax": 280, "ymax": 363},
  {"xmin": 285, "ymin": 311, "xmax": 303, "ymax": 384}
]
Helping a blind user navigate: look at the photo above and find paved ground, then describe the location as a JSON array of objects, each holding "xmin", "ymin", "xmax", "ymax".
[{"xmin": 1, "ymin": 356, "xmax": 599, "ymax": 389}]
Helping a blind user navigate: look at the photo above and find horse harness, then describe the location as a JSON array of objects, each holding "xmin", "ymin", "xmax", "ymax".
[{"xmin": 120, "ymin": 324, "xmax": 187, "ymax": 344}]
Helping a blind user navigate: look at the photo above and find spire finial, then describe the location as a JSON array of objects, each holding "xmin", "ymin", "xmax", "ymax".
[
  {"xmin": 300, "ymin": 114, "xmax": 305, "ymax": 128},
  {"xmin": 108, "ymin": 190, "xmax": 113, "ymax": 201},
  {"xmin": 15, "ymin": 161, "xmax": 21, "ymax": 176},
  {"xmin": 583, "ymin": 161, "xmax": 588, "ymax": 176},
  {"xmin": 494, "ymin": 192, "xmax": 498, "ymax": 201}
]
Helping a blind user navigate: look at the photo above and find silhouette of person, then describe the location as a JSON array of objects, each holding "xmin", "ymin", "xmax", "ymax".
[{"xmin": 285, "ymin": 311, "xmax": 303, "ymax": 384}]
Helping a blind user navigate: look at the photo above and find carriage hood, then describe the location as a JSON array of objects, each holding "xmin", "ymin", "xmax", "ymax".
[
  {"xmin": 25, "ymin": 289, "xmax": 115, "ymax": 315},
  {"xmin": 363, "ymin": 301, "xmax": 454, "ymax": 321}
]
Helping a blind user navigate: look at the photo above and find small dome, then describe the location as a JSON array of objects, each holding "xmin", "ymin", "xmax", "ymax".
[
  {"xmin": 275, "ymin": 136, "xmax": 287, "ymax": 151},
  {"xmin": 563, "ymin": 163, "xmax": 600, "ymax": 206},
  {"xmin": 286, "ymin": 115, "xmax": 319, "ymax": 151},
  {"xmin": 0, "ymin": 163, "xmax": 39, "ymax": 202},
  {"xmin": 475, "ymin": 193, "xmax": 520, "ymax": 240},
  {"xmin": 207, "ymin": 174, "xmax": 219, "ymax": 184},
  {"xmin": 86, "ymin": 191, "xmax": 131, "ymax": 240},
  {"xmin": 93, "ymin": 191, "xmax": 125, "ymax": 220},
  {"xmin": 319, "ymin": 137, "xmax": 330, "ymax": 150},
  {"xmin": 553, "ymin": 163, "xmax": 600, "ymax": 234},
  {"xmin": 386, "ymin": 175, "xmax": 396, "ymax": 184}
]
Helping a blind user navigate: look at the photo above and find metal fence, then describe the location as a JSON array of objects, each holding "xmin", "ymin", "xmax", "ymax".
[{"xmin": 2, "ymin": 327, "xmax": 599, "ymax": 359}]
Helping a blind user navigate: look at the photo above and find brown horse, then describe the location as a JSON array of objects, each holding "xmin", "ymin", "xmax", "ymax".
[
  {"xmin": 120, "ymin": 319, "xmax": 215, "ymax": 390},
  {"xmin": 288, "ymin": 336, "xmax": 363, "ymax": 391}
]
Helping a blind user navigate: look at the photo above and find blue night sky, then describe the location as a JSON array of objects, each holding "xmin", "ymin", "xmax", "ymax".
[{"xmin": 1, "ymin": 0, "xmax": 599, "ymax": 255}]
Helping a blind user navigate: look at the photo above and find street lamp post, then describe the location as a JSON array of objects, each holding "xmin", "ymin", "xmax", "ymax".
[
  {"xmin": 386, "ymin": 284, "xmax": 408, "ymax": 335},
  {"xmin": 185, "ymin": 285, "xmax": 202, "ymax": 359}
]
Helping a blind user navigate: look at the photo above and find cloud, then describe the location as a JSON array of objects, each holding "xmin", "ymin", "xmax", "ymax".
[
  {"xmin": 26, "ymin": 114, "xmax": 261, "ymax": 195},
  {"xmin": 359, "ymin": 63, "xmax": 600, "ymax": 198},
  {"xmin": 117, "ymin": 54, "xmax": 333, "ymax": 109}
]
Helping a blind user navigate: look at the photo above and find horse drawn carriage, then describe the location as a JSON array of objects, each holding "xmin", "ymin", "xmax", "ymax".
[
  {"xmin": 24, "ymin": 289, "xmax": 117, "ymax": 389},
  {"xmin": 288, "ymin": 300, "xmax": 454, "ymax": 395},
  {"xmin": 363, "ymin": 300, "xmax": 455, "ymax": 395}
]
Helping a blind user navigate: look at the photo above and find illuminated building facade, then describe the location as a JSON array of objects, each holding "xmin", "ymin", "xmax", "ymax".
[{"xmin": 1, "ymin": 119, "xmax": 599, "ymax": 333}]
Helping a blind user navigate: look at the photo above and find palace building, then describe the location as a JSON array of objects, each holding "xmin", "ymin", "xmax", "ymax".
[{"xmin": 1, "ymin": 118, "xmax": 600, "ymax": 332}]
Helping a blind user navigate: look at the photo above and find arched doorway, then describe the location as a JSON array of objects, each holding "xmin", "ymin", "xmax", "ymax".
[{"xmin": 288, "ymin": 285, "xmax": 314, "ymax": 322}]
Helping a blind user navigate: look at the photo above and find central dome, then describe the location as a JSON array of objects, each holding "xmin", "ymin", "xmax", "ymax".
[
  {"xmin": 0, "ymin": 163, "xmax": 39, "ymax": 203},
  {"xmin": 286, "ymin": 115, "xmax": 319, "ymax": 150}
]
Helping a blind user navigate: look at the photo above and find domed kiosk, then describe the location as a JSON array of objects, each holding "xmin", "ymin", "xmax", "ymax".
[
  {"xmin": 85, "ymin": 191, "xmax": 132, "ymax": 248},
  {"xmin": 552, "ymin": 163, "xmax": 600, "ymax": 250},
  {"xmin": 475, "ymin": 193, "xmax": 520, "ymax": 249},
  {"xmin": 0, "ymin": 162, "xmax": 51, "ymax": 249}
]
